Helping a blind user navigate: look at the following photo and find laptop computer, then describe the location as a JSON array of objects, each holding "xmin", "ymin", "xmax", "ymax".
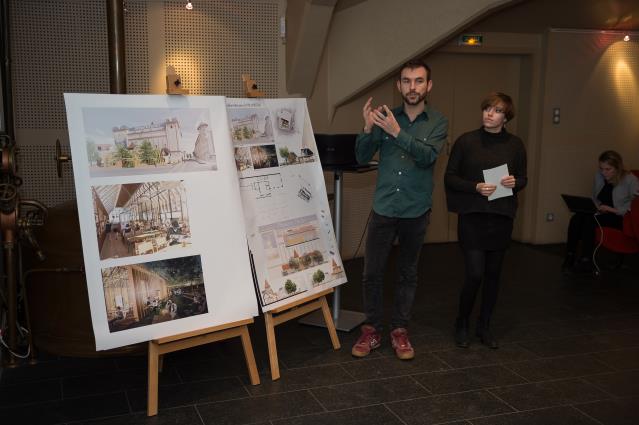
[
  {"xmin": 314, "ymin": 134, "xmax": 359, "ymax": 167},
  {"xmin": 561, "ymin": 194, "xmax": 598, "ymax": 214}
]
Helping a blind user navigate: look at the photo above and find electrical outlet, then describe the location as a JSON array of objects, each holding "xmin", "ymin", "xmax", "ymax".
[{"xmin": 546, "ymin": 212, "xmax": 555, "ymax": 222}]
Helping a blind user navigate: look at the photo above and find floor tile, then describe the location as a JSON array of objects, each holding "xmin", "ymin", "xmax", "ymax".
[
  {"xmin": 196, "ymin": 390, "xmax": 323, "ymax": 425},
  {"xmin": 0, "ymin": 378, "xmax": 61, "ymax": 407},
  {"xmin": 271, "ymin": 404, "xmax": 404, "ymax": 425},
  {"xmin": 387, "ymin": 390, "xmax": 513, "ymax": 425},
  {"xmin": 503, "ymin": 354, "xmax": 614, "ymax": 382},
  {"xmin": 469, "ymin": 406, "xmax": 599, "ymax": 425},
  {"xmin": 0, "ymin": 392, "xmax": 129, "ymax": 425},
  {"xmin": 413, "ymin": 365, "xmax": 526, "ymax": 395},
  {"xmin": 63, "ymin": 367, "xmax": 181, "ymax": 397},
  {"xmin": 74, "ymin": 406, "xmax": 204, "ymax": 424},
  {"xmin": 344, "ymin": 352, "xmax": 449, "ymax": 380},
  {"xmin": 406, "ymin": 332, "xmax": 458, "ymax": 352},
  {"xmin": 310, "ymin": 375, "xmax": 430, "ymax": 410},
  {"xmin": 518, "ymin": 332, "xmax": 639, "ymax": 358},
  {"xmin": 593, "ymin": 347, "xmax": 639, "ymax": 370},
  {"xmin": 176, "ymin": 355, "xmax": 270, "ymax": 382},
  {"xmin": 489, "ymin": 324, "xmax": 547, "ymax": 344},
  {"xmin": 278, "ymin": 343, "xmax": 383, "ymax": 369},
  {"xmin": 583, "ymin": 370, "xmax": 639, "ymax": 397},
  {"xmin": 0, "ymin": 357, "xmax": 118, "ymax": 385},
  {"xmin": 574, "ymin": 396, "xmax": 639, "ymax": 425},
  {"xmin": 127, "ymin": 377, "xmax": 249, "ymax": 412},
  {"xmin": 432, "ymin": 344, "xmax": 538, "ymax": 369},
  {"xmin": 489, "ymin": 378, "xmax": 610, "ymax": 411},
  {"xmin": 243, "ymin": 364, "xmax": 354, "ymax": 396}
]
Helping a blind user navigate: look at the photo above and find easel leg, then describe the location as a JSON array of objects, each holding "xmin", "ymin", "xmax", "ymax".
[
  {"xmin": 264, "ymin": 312, "xmax": 280, "ymax": 380},
  {"xmin": 239, "ymin": 325, "xmax": 260, "ymax": 385},
  {"xmin": 320, "ymin": 295, "xmax": 341, "ymax": 349},
  {"xmin": 147, "ymin": 341, "xmax": 160, "ymax": 416}
]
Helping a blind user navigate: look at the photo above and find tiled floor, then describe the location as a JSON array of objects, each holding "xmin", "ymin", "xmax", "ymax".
[{"xmin": 1, "ymin": 243, "xmax": 638, "ymax": 425}]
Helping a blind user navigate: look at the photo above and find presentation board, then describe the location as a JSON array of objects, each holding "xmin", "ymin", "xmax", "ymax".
[
  {"xmin": 65, "ymin": 94, "xmax": 258, "ymax": 350},
  {"xmin": 227, "ymin": 98, "xmax": 347, "ymax": 312}
]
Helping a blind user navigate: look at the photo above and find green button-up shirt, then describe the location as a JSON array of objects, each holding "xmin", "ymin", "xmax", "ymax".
[{"xmin": 355, "ymin": 104, "xmax": 448, "ymax": 218}]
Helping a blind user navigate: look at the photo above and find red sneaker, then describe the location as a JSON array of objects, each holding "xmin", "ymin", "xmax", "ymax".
[
  {"xmin": 390, "ymin": 327, "xmax": 414, "ymax": 360},
  {"xmin": 351, "ymin": 324, "xmax": 381, "ymax": 357}
]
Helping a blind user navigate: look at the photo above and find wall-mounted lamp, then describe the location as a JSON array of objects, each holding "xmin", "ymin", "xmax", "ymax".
[
  {"xmin": 623, "ymin": 35, "xmax": 630, "ymax": 42},
  {"xmin": 185, "ymin": 1, "xmax": 193, "ymax": 10}
]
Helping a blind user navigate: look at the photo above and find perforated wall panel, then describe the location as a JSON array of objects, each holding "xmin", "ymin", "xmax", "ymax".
[
  {"xmin": 10, "ymin": 0, "xmax": 109, "ymax": 130},
  {"xmin": 10, "ymin": 0, "xmax": 281, "ymax": 207},
  {"xmin": 125, "ymin": 0, "xmax": 150, "ymax": 94},
  {"xmin": 164, "ymin": 0, "xmax": 279, "ymax": 96},
  {"xmin": 17, "ymin": 145, "xmax": 76, "ymax": 208}
]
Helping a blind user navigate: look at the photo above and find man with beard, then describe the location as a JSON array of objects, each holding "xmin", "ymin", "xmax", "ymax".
[{"xmin": 352, "ymin": 59, "xmax": 448, "ymax": 360}]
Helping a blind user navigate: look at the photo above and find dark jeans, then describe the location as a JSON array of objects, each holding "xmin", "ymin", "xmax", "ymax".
[
  {"xmin": 457, "ymin": 249, "xmax": 506, "ymax": 326},
  {"xmin": 566, "ymin": 212, "xmax": 623, "ymax": 258},
  {"xmin": 362, "ymin": 210, "xmax": 429, "ymax": 331}
]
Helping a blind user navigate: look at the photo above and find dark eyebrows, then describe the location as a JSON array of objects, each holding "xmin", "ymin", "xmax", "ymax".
[{"xmin": 401, "ymin": 77, "xmax": 425, "ymax": 83}]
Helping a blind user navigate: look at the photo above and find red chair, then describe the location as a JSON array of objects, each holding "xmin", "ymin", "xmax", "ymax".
[{"xmin": 594, "ymin": 170, "xmax": 639, "ymax": 266}]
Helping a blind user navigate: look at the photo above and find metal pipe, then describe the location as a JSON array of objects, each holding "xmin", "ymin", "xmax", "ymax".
[
  {"xmin": 332, "ymin": 170, "xmax": 342, "ymax": 322},
  {"xmin": 106, "ymin": 0, "xmax": 126, "ymax": 94},
  {"xmin": 1, "ymin": 0, "xmax": 15, "ymax": 141},
  {"xmin": 3, "ymin": 226, "xmax": 17, "ymax": 366}
]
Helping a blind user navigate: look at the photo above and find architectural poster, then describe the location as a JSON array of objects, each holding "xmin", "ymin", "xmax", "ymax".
[
  {"xmin": 227, "ymin": 98, "xmax": 347, "ymax": 311},
  {"xmin": 65, "ymin": 94, "xmax": 258, "ymax": 350}
]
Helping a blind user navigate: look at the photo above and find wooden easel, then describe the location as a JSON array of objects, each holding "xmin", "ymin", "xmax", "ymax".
[
  {"xmin": 264, "ymin": 288, "xmax": 340, "ymax": 380},
  {"xmin": 147, "ymin": 318, "xmax": 259, "ymax": 416}
]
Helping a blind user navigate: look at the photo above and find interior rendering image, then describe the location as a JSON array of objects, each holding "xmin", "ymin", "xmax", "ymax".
[
  {"xmin": 92, "ymin": 181, "xmax": 191, "ymax": 260},
  {"xmin": 0, "ymin": 1, "xmax": 638, "ymax": 425}
]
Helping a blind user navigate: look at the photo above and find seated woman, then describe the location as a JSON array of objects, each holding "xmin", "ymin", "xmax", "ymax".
[{"xmin": 564, "ymin": 150, "xmax": 638, "ymax": 272}]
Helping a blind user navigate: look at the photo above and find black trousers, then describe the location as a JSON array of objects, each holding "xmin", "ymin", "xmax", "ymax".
[
  {"xmin": 362, "ymin": 210, "xmax": 429, "ymax": 331},
  {"xmin": 566, "ymin": 212, "xmax": 623, "ymax": 258},
  {"xmin": 457, "ymin": 249, "xmax": 506, "ymax": 325}
]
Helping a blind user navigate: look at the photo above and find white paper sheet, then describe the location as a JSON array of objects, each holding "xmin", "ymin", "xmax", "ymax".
[{"xmin": 482, "ymin": 163, "xmax": 513, "ymax": 201}]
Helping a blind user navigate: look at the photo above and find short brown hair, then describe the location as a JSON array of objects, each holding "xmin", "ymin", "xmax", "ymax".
[
  {"xmin": 598, "ymin": 150, "xmax": 627, "ymax": 185},
  {"xmin": 481, "ymin": 92, "xmax": 515, "ymax": 121},
  {"xmin": 398, "ymin": 59, "xmax": 431, "ymax": 82}
]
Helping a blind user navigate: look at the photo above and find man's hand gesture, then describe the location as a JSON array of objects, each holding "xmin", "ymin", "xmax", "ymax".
[{"xmin": 372, "ymin": 105, "xmax": 400, "ymax": 138}]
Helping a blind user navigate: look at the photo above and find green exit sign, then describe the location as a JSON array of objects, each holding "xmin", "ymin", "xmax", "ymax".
[{"xmin": 459, "ymin": 34, "xmax": 483, "ymax": 46}]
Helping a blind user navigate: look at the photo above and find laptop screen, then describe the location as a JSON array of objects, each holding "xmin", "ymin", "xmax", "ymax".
[{"xmin": 315, "ymin": 134, "xmax": 358, "ymax": 167}]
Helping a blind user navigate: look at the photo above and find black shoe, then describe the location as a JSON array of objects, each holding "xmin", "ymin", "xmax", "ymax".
[
  {"xmin": 476, "ymin": 323, "xmax": 499, "ymax": 349},
  {"xmin": 573, "ymin": 257, "xmax": 594, "ymax": 274},
  {"xmin": 454, "ymin": 318, "xmax": 469, "ymax": 348}
]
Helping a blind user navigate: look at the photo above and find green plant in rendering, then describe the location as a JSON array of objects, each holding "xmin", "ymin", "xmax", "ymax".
[
  {"xmin": 312, "ymin": 269, "xmax": 325, "ymax": 284},
  {"xmin": 284, "ymin": 279, "xmax": 297, "ymax": 294}
]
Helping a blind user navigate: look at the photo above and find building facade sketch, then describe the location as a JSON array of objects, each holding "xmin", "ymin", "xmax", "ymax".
[{"xmin": 83, "ymin": 106, "xmax": 217, "ymax": 177}]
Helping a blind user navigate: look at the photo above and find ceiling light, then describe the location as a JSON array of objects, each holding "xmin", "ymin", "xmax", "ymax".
[
  {"xmin": 185, "ymin": 1, "xmax": 193, "ymax": 10},
  {"xmin": 623, "ymin": 35, "xmax": 630, "ymax": 41}
]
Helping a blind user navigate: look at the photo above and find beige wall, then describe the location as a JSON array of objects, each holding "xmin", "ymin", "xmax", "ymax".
[{"xmin": 534, "ymin": 30, "xmax": 639, "ymax": 243}]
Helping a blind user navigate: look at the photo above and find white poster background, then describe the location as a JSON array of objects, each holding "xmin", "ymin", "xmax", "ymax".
[
  {"xmin": 227, "ymin": 98, "xmax": 347, "ymax": 312},
  {"xmin": 65, "ymin": 94, "xmax": 258, "ymax": 350}
]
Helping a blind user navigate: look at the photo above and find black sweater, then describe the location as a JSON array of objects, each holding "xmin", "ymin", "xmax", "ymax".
[{"xmin": 445, "ymin": 128, "xmax": 527, "ymax": 218}]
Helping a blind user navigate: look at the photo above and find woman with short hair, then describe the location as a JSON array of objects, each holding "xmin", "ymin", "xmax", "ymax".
[{"xmin": 445, "ymin": 92, "xmax": 528, "ymax": 349}]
